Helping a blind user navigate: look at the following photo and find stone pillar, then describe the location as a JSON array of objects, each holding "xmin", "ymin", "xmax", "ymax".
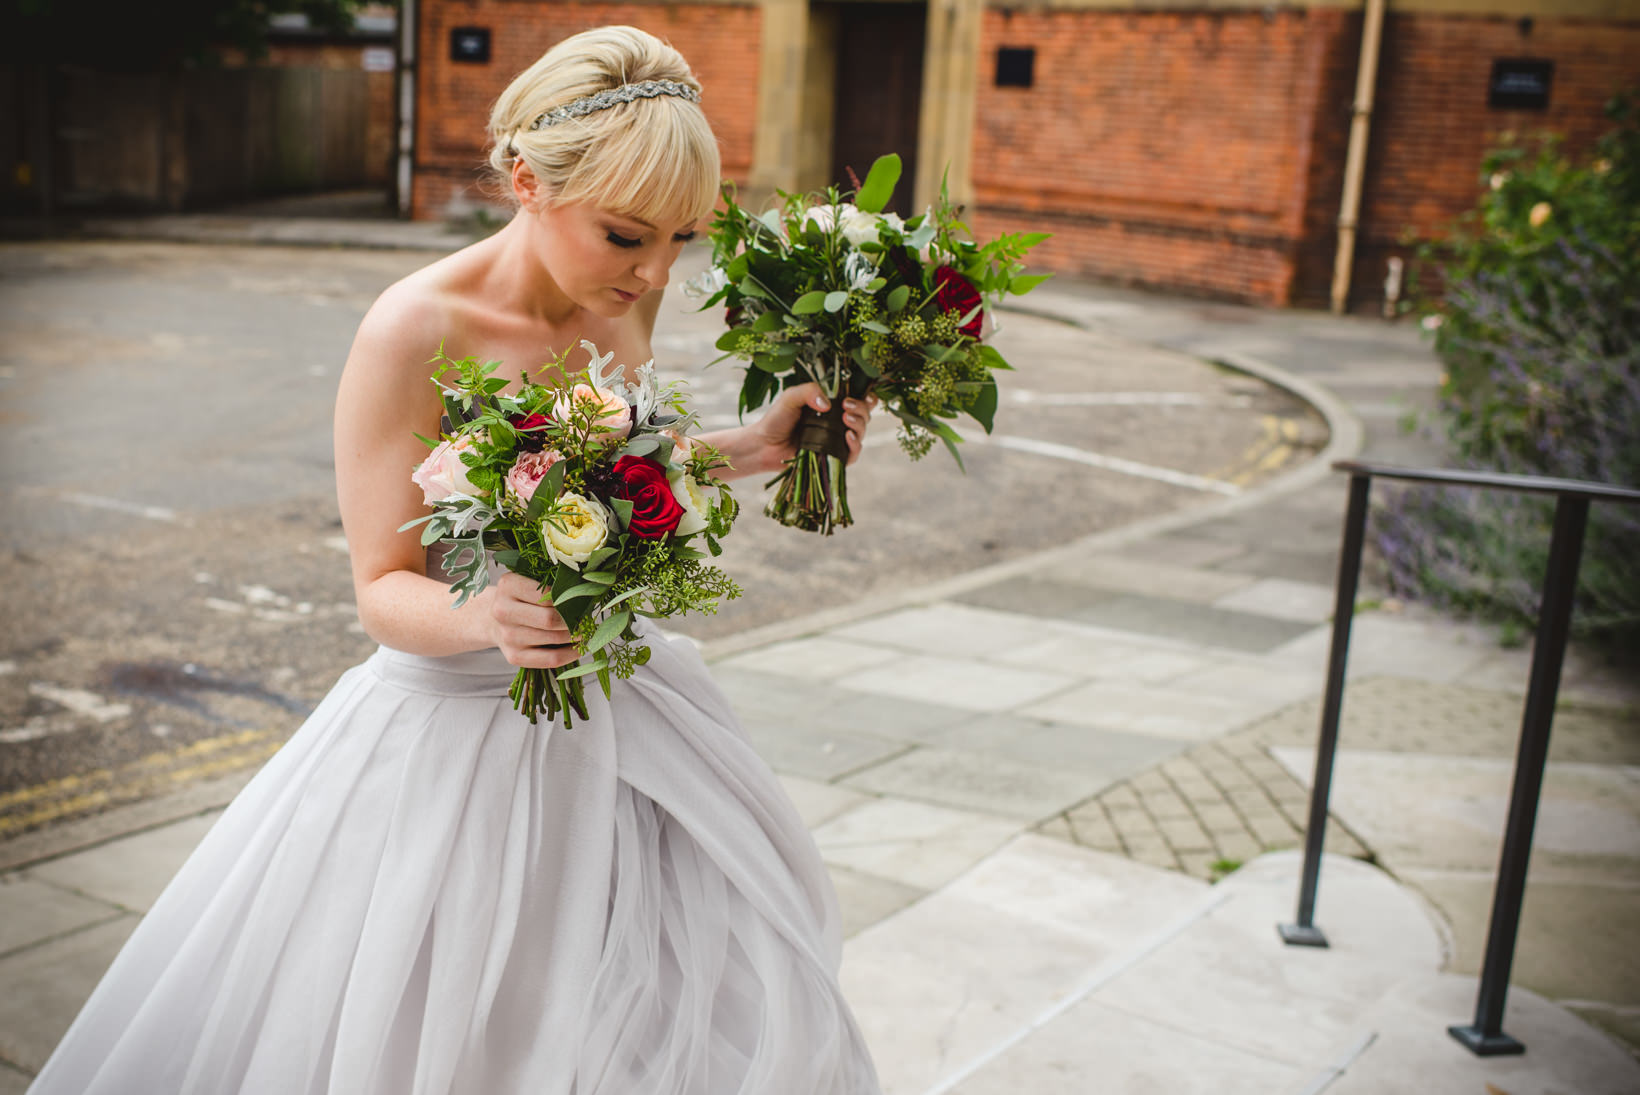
[
  {"xmin": 749, "ymin": 0, "xmax": 809, "ymax": 201},
  {"xmin": 915, "ymin": 0, "xmax": 983, "ymax": 212}
]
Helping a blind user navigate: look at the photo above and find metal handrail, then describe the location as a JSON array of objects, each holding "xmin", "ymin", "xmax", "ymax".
[{"xmin": 1277, "ymin": 460, "xmax": 1640, "ymax": 1057}]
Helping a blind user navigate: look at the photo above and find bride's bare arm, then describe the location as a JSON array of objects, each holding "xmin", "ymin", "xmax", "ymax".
[{"xmin": 332, "ymin": 290, "xmax": 578, "ymax": 666}]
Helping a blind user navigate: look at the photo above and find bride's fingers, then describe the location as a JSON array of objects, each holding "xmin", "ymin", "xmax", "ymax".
[{"xmin": 505, "ymin": 640, "xmax": 581, "ymax": 670}]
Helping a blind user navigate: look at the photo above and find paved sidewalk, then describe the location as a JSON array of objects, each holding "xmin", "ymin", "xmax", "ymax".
[{"xmin": 1, "ymin": 220, "xmax": 1637, "ymax": 1092}]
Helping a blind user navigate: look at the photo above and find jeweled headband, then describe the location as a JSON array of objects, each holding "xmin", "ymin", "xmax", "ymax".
[{"xmin": 529, "ymin": 79, "xmax": 701, "ymax": 131}]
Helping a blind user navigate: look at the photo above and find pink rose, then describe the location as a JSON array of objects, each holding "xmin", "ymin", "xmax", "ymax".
[
  {"xmin": 411, "ymin": 436, "xmax": 481, "ymax": 503},
  {"xmin": 505, "ymin": 448, "xmax": 564, "ymax": 504},
  {"xmin": 554, "ymin": 383, "xmax": 632, "ymax": 437}
]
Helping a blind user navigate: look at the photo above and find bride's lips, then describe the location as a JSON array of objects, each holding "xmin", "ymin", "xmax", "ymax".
[{"xmin": 613, "ymin": 288, "xmax": 640, "ymax": 303}]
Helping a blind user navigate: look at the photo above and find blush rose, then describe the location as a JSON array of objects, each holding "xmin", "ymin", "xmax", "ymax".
[{"xmin": 411, "ymin": 436, "xmax": 482, "ymax": 503}]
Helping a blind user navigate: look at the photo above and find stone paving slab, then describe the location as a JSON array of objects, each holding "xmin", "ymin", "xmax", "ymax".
[
  {"xmin": 1068, "ymin": 592, "xmax": 1317, "ymax": 653},
  {"xmin": 842, "ymin": 746, "xmax": 1108, "ymax": 824},
  {"xmin": 813, "ymin": 797, "xmax": 1024, "ymax": 892},
  {"xmin": 0, "ymin": 1062, "xmax": 29, "ymax": 1095},
  {"xmin": 0, "ymin": 916, "xmax": 137, "ymax": 1073},
  {"xmin": 26, "ymin": 813, "xmax": 218, "ymax": 913},
  {"xmin": 0, "ymin": 876, "xmax": 120, "ymax": 957}
]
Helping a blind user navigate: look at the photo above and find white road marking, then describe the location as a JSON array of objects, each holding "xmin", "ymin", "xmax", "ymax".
[
  {"xmin": 991, "ymin": 435, "xmax": 1242, "ymax": 495},
  {"xmin": 27, "ymin": 682, "xmax": 132, "ymax": 723},
  {"xmin": 59, "ymin": 491, "xmax": 180, "ymax": 523},
  {"xmin": 0, "ymin": 660, "xmax": 15, "ymax": 675},
  {"xmin": 860, "ymin": 423, "xmax": 1240, "ymax": 494},
  {"xmin": 1009, "ymin": 390, "xmax": 1220, "ymax": 407},
  {"xmin": 0, "ymin": 718, "xmax": 77, "ymax": 745}
]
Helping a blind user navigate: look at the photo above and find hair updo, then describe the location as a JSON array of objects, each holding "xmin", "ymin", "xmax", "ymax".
[{"xmin": 487, "ymin": 26, "xmax": 721, "ymax": 227}]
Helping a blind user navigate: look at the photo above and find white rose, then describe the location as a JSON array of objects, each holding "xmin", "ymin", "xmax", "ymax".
[
  {"xmin": 667, "ymin": 467, "xmax": 718, "ymax": 537},
  {"xmin": 542, "ymin": 491, "xmax": 611, "ymax": 568},
  {"xmin": 839, "ymin": 207, "xmax": 881, "ymax": 247},
  {"xmin": 803, "ymin": 202, "xmax": 855, "ymax": 234}
]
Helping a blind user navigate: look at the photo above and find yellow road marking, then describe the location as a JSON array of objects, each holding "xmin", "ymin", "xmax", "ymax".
[{"xmin": 0, "ymin": 728, "xmax": 284, "ymax": 837}]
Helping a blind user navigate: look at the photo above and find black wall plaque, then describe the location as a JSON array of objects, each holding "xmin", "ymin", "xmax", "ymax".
[
  {"xmin": 996, "ymin": 47, "xmax": 1034, "ymax": 88},
  {"xmin": 451, "ymin": 26, "xmax": 491, "ymax": 64},
  {"xmin": 1489, "ymin": 59, "xmax": 1553, "ymax": 110}
]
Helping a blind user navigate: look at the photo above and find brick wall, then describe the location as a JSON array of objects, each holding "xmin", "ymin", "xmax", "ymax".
[
  {"xmin": 965, "ymin": 5, "xmax": 1636, "ymax": 308},
  {"xmin": 968, "ymin": 7, "xmax": 1339, "ymax": 305},
  {"xmin": 1347, "ymin": 11, "xmax": 1640, "ymax": 311},
  {"xmin": 412, "ymin": 1, "xmax": 759, "ymax": 221}
]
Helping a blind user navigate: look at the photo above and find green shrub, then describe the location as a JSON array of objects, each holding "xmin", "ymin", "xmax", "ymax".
[{"xmin": 1379, "ymin": 93, "xmax": 1640, "ymax": 654}]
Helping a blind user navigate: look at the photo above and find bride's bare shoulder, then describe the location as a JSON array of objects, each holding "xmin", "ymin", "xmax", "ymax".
[{"xmin": 346, "ymin": 243, "xmax": 494, "ymax": 380}]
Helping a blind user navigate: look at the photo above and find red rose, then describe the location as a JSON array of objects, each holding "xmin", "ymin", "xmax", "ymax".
[
  {"xmin": 933, "ymin": 266, "xmax": 983, "ymax": 338},
  {"xmin": 612, "ymin": 455, "xmax": 684, "ymax": 539},
  {"xmin": 509, "ymin": 412, "xmax": 551, "ymax": 452}
]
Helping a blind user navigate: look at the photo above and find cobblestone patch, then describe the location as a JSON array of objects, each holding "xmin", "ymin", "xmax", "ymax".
[
  {"xmin": 1036, "ymin": 673, "xmax": 1639, "ymax": 882},
  {"xmin": 1039, "ymin": 723, "xmax": 1372, "ymax": 882}
]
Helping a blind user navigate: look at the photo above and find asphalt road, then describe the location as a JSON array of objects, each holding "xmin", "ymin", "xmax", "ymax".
[{"xmin": 0, "ymin": 240, "xmax": 1322, "ymax": 835}]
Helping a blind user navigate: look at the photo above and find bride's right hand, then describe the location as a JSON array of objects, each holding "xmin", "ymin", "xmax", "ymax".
[{"xmin": 486, "ymin": 572, "xmax": 581, "ymax": 668}]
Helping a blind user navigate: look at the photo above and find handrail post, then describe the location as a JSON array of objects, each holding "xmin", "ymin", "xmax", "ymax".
[
  {"xmin": 1279, "ymin": 471, "xmax": 1372, "ymax": 948},
  {"xmin": 1449, "ymin": 494, "xmax": 1591, "ymax": 1056}
]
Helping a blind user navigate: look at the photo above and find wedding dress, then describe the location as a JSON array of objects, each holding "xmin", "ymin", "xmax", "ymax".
[{"xmin": 27, "ymin": 620, "xmax": 880, "ymax": 1094}]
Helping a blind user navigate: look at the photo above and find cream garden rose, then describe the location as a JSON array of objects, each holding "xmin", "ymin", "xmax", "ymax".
[
  {"xmin": 668, "ymin": 468, "xmax": 718, "ymax": 537},
  {"xmin": 411, "ymin": 436, "xmax": 482, "ymax": 503},
  {"xmin": 542, "ymin": 491, "xmax": 611, "ymax": 568}
]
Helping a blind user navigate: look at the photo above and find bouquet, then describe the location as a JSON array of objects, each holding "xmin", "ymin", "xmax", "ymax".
[
  {"xmin": 693, "ymin": 154, "xmax": 1048, "ymax": 533},
  {"xmin": 402, "ymin": 341, "xmax": 740, "ymax": 726}
]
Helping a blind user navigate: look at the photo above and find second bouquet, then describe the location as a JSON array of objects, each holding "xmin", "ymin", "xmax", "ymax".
[
  {"xmin": 404, "ymin": 341, "xmax": 740, "ymax": 726},
  {"xmin": 695, "ymin": 154, "xmax": 1048, "ymax": 534}
]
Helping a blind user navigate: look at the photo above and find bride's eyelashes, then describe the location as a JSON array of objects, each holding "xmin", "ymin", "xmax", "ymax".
[{"xmin": 605, "ymin": 229, "xmax": 699, "ymax": 249}]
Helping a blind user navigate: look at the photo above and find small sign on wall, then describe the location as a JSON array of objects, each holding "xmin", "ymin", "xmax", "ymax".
[
  {"xmin": 996, "ymin": 47, "xmax": 1034, "ymax": 88},
  {"xmin": 451, "ymin": 26, "xmax": 491, "ymax": 64},
  {"xmin": 362, "ymin": 46, "xmax": 396, "ymax": 73},
  {"xmin": 1489, "ymin": 59, "xmax": 1553, "ymax": 110}
]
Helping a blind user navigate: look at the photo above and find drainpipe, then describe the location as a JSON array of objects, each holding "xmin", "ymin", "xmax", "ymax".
[
  {"xmin": 1330, "ymin": 0, "xmax": 1387, "ymax": 315},
  {"xmin": 395, "ymin": 0, "xmax": 418, "ymax": 218}
]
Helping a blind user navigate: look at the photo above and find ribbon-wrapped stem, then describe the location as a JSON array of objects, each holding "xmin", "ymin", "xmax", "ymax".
[{"xmin": 764, "ymin": 396, "xmax": 853, "ymax": 534}]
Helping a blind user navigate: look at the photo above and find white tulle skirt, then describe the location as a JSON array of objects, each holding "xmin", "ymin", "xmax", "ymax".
[{"xmin": 28, "ymin": 630, "xmax": 880, "ymax": 1095}]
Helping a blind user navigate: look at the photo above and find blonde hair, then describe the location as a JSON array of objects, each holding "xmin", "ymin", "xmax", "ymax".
[{"xmin": 488, "ymin": 26, "xmax": 720, "ymax": 227}]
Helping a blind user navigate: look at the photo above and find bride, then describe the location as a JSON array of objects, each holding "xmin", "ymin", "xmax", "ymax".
[{"xmin": 28, "ymin": 25, "xmax": 882, "ymax": 1095}]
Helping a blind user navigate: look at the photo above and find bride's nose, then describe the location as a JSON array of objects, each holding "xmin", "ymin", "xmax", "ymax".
[{"xmin": 634, "ymin": 252, "xmax": 670, "ymax": 291}]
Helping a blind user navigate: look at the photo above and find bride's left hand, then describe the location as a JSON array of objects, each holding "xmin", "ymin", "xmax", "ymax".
[{"xmin": 749, "ymin": 383, "xmax": 879, "ymax": 471}]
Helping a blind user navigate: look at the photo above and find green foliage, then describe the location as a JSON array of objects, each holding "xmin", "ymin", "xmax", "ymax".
[{"xmin": 1383, "ymin": 93, "xmax": 1640, "ymax": 654}]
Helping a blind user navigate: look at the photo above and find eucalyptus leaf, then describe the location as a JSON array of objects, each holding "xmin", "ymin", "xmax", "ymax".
[
  {"xmin": 886, "ymin": 284, "xmax": 911, "ymax": 313},
  {"xmin": 553, "ymin": 581, "xmax": 607, "ymax": 603},
  {"xmin": 823, "ymin": 290, "xmax": 849, "ymax": 313},
  {"xmin": 855, "ymin": 153, "xmax": 902, "ymax": 213},
  {"xmin": 553, "ymin": 658, "xmax": 606, "ymax": 682},
  {"xmin": 585, "ymin": 610, "xmax": 632, "ymax": 656},
  {"xmin": 792, "ymin": 290, "xmax": 827, "ymax": 315}
]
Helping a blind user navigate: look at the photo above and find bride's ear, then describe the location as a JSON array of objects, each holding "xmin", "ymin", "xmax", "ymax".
[{"xmin": 511, "ymin": 158, "xmax": 544, "ymax": 210}]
